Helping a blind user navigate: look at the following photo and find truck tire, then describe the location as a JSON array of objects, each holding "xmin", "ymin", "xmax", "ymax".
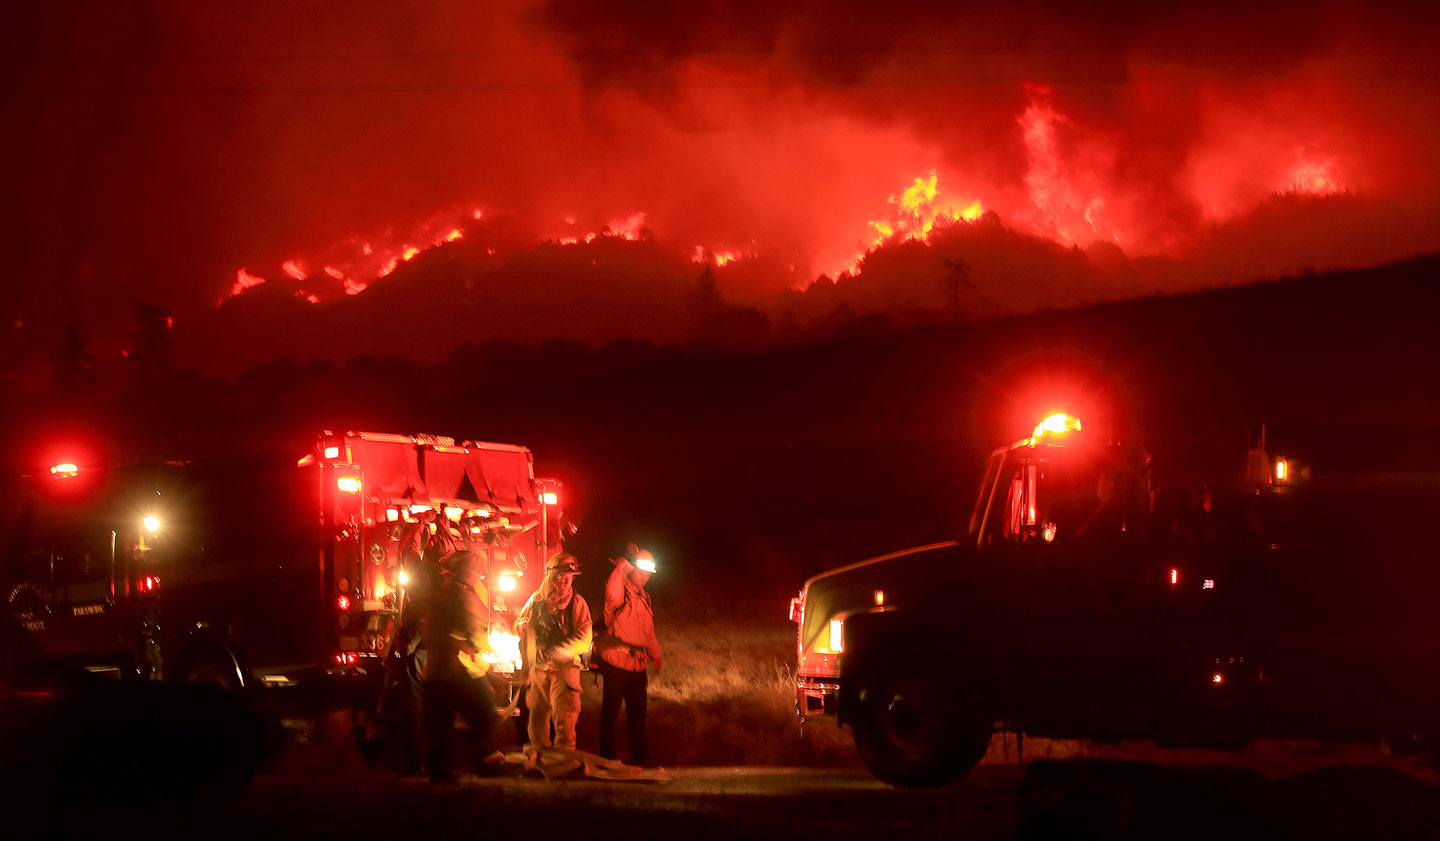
[{"xmin": 848, "ymin": 658, "xmax": 992, "ymax": 787}]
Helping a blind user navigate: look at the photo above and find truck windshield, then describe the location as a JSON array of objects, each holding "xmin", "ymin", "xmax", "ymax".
[{"xmin": 992, "ymin": 447, "xmax": 1134, "ymax": 545}]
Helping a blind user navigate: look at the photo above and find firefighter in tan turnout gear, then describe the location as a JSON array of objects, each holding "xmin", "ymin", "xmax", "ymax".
[
  {"xmin": 515, "ymin": 553, "xmax": 592, "ymax": 751},
  {"xmin": 596, "ymin": 545, "xmax": 662, "ymax": 766}
]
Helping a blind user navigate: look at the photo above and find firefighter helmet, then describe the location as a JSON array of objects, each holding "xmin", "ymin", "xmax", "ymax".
[{"xmin": 545, "ymin": 553, "xmax": 581, "ymax": 576}]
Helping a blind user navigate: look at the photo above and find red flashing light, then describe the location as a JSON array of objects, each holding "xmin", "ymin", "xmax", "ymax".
[
  {"xmin": 49, "ymin": 463, "xmax": 79, "ymax": 478},
  {"xmin": 1203, "ymin": 579, "xmax": 1215, "ymax": 590},
  {"xmin": 138, "ymin": 575, "xmax": 161, "ymax": 593},
  {"xmin": 1029, "ymin": 413, "xmax": 1082, "ymax": 445},
  {"xmin": 324, "ymin": 446, "xmax": 341, "ymax": 459},
  {"xmin": 1170, "ymin": 568, "xmax": 1179, "ymax": 587},
  {"xmin": 336, "ymin": 476, "xmax": 361, "ymax": 494},
  {"xmin": 334, "ymin": 652, "xmax": 358, "ymax": 666},
  {"xmin": 336, "ymin": 595, "xmax": 351, "ymax": 611},
  {"xmin": 1275, "ymin": 459, "xmax": 1288, "ymax": 482},
  {"xmin": 1212, "ymin": 673, "xmax": 1224, "ymax": 685},
  {"xmin": 542, "ymin": 492, "xmax": 559, "ymax": 506},
  {"xmin": 497, "ymin": 572, "xmax": 517, "ymax": 592}
]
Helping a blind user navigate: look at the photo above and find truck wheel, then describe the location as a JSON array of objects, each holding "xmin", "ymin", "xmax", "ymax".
[{"xmin": 849, "ymin": 661, "xmax": 991, "ymax": 787}]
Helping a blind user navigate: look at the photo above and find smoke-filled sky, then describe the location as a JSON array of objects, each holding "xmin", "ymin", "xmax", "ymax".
[{"xmin": 4, "ymin": 1, "xmax": 1440, "ymax": 370}]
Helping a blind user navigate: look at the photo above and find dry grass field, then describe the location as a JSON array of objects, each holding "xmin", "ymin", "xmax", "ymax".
[{"xmin": 573, "ymin": 599, "xmax": 859, "ymax": 768}]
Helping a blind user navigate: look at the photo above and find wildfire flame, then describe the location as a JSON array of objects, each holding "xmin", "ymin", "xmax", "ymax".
[
  {"xmin": 218, "ymin": 85, "xmax": 1361, "ymax": 310},
  {"xmin": 553, "ymin": 212, "xmax": 649, "ymax": 247},
  {"xmin": 226, "ymin": 268, "xmax": 265, "ymax": 300},
  {"xmin": 222, "ymin": 206, "xmax": 489, "ymax": 302},
  {"xmin": 691, "ymin": 246, "xmax": 744, "ymax": 266},
  {"xmin": 1286, "ymin": 153, "xmax": 1343, "ymax": 195}
]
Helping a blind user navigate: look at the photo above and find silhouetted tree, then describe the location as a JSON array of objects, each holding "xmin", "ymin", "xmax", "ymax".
[
  {"xmin": 940, "ymin": 256, "xmax": 974, "ymax": 319},
  {"xmin": 51, "ymin": 324, "xmax": 96, "ymax": 390},
  {"xmin": 125, "ymin": 303, "xmax": 175, "ymax": 400},
  {"xmin": 688, "ymin": 266, "xmax": 723, "ymax": 322}
]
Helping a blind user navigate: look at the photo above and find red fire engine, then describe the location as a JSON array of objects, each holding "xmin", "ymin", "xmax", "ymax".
[{"xmin": 3, "ymin": 430, "xmax": 565, "ymax": 721}]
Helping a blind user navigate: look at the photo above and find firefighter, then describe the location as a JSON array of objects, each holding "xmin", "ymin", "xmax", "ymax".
[
  {"xmin": 371, "ymin": 512, "xmax": 444, "ymax": 776},
  {"xmin": 515, "ymin": 552, "xmax": 591, "ymax": 752},
  {"xmin": 421, "ymin": 548, "xmax": 499, "ymax": 784},
  {"xmin": 596, "ymin": 546, "xmax": 662, "ymax": 766}
]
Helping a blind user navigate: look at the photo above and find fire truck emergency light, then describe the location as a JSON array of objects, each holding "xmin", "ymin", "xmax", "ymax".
[
  {"xmin": 324, "ymin": 446, "xmax": 341, "ymax": 459},
  {"xmin": 497, "ymin": 572, "xmax": 517, "ymax": 592},
  {"xmin": 143, "ymin": 516, "xmax": 160, "ymax": 533},
  {"xmin": 50, "ymin": 463, "xmax": 79, "ymax": 478},
  {"xmin": 336, "ymin": 477, "xmax": 361, "ymax": 494},
  {"xmin": 385, "ymin": 508, "xmax": 400, "ymax": 521},
  {"xmin": 874, "ymin": 589, "xmax": 885, "ymax": 606},
  {"xmin": 1275, "ymin": 459, "xmax": 1288, "ymax": 482},
  {"xmin": 444, "ymin": 506, "xmax": 464, "ymax": 521},
  {"xmin": 1030, "ymin": 413, "xmax": 1082, "ymax": 445},
  {"xmin": 828, "ymin": 619, "xmax": 844, "ymax": 653},
  {"xmin": 336, "ymin": 595, "xmax": 351, "ymax": 611},
  {"xmin": 542, "ymin": 492, "xmax": 559, "ymax": 506}
]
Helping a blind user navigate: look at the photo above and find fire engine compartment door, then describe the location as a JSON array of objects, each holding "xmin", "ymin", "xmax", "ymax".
[
  {"xmin": 464, "ymin": 446, "xmax": 535, "ymax": 514},
  {"xmin": 349, "ymin": 439, "xmax": 427, "ymax": 500}
]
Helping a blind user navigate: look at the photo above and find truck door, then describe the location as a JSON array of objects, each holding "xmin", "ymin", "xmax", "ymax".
[
  {"xmin": 46, "ymin": 522, "xmax": 131, "ymax": 667},
  {"xmin": 981, "ymin": 446, "xmax": 1153, "ymax": 737}
]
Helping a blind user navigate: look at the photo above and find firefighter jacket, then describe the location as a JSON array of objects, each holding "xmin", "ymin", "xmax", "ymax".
[
  {"xmin": 422, "ymin": 571, "xmax": 487, "ymax": 683},
  {"xmin": 516, "ymin": 587, "xmax": 592, "ymax": 676},
  {"xmin": 597, "ymin": 559, "xmax": 661, "ymax": 672}
]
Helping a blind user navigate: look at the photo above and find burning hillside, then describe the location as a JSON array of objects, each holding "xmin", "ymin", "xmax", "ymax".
[{"xmin": 5, "ymin": 1, "xmax": 1439, "ymax": 371}]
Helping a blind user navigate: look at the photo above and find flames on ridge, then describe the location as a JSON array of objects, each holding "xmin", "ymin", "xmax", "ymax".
[{"xmin": 221, "ymin": 85, "xmax": 1355, "ymax": 308}]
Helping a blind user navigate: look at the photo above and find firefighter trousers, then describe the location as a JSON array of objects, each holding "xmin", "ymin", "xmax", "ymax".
[
  {"xmin": 423, "ymin": 676, "xmax": 497, "ymax": 781},
  {"xmin": 526, "ymin": 666, "xmax": 582, "ymax": 750},
  {"xmin": 598, "ymin": 660, "xmax": 649, "ymax": 766}
]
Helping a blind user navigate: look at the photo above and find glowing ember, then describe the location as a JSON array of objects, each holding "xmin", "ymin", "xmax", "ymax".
[
  {"xmin": 445, "ymin": 229, "xmax": 463, "ymax": 242},
  {"xmin": 324, "ymin": 266, "xmax": 344, "ymax": 280},
  {"xmin": 402, "ymin": 246, "xmax": 420, "ymax": 261},
  {"xmin": 282, "ymin": 260, "xmax": 307, "ymax": 281}
]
